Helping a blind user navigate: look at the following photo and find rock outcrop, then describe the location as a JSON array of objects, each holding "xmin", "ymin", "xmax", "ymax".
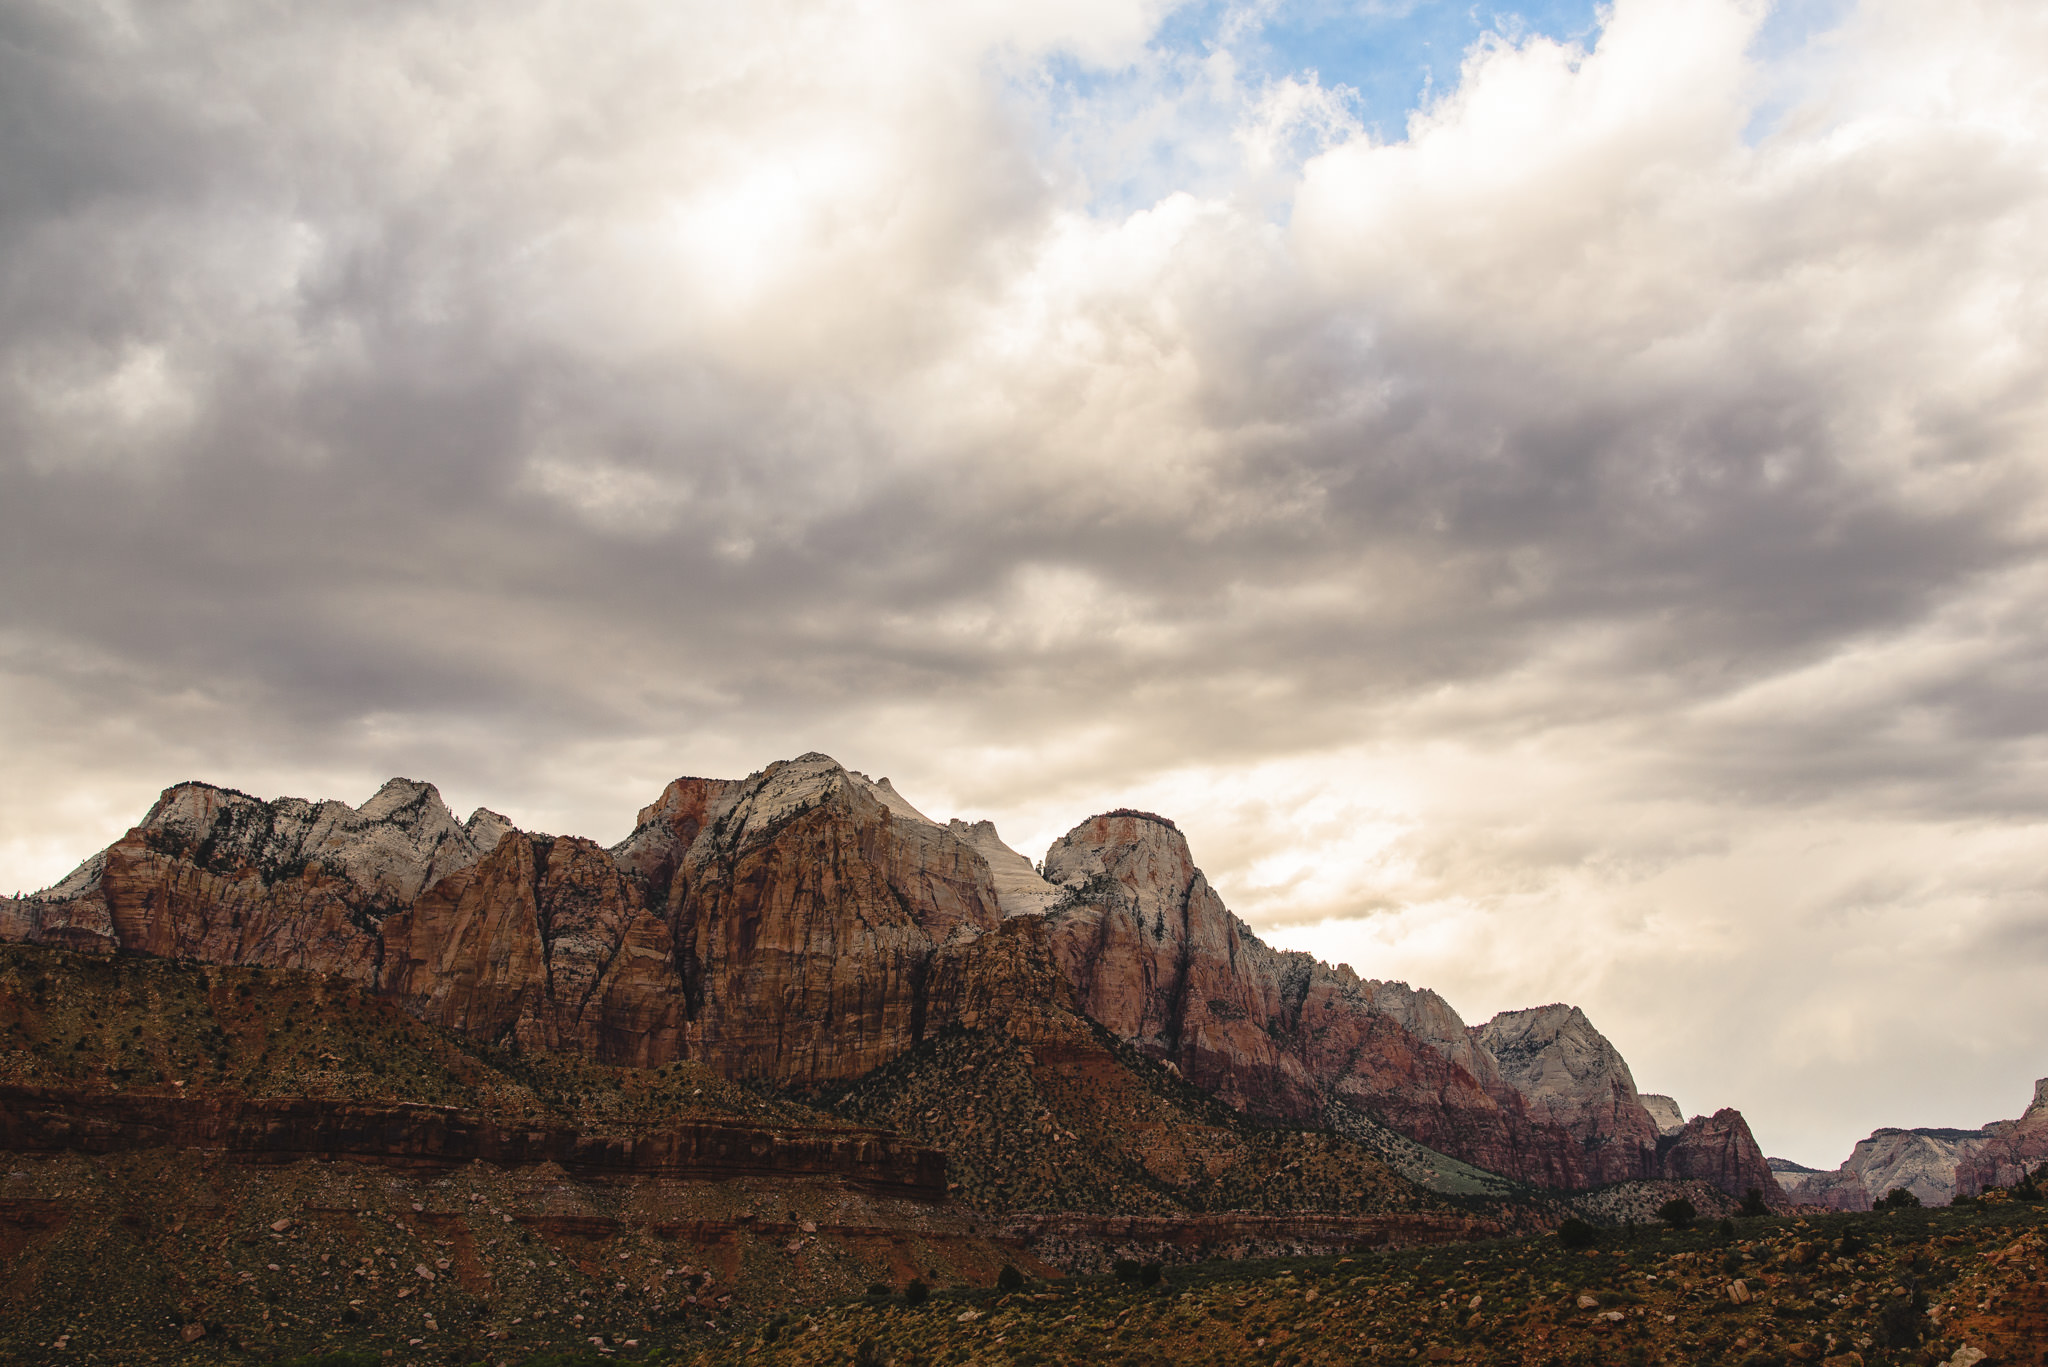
[
  {"xmin": 1474, "ymin": 1004, "xmax": 1664, "ymax": 1184},
  {"xmin": 1037, "ymin": 810, "xmax": 1589, "ymax": 1187},
  {"xmin": 1656, "ymin": 1108, "xmax": 1780, "ymax": 1202},
  {"xmin": 1769, "ymin": 1157, "xmax": 1874, "ymax": 1210},
  {"xmin": 380, "ymin": 830, "xmax": 690, "ymax": 1065},
  {"xmin": 3, "ymin": 778, "xmax": 501, "ymax": 973},
  {"xmin": 1957, "ymin": 1079, "xmax": 2048, "ymax": 1197},
  {"xmin": 1640, "ymin": 1094, "xmax": 1686, "ymax": 1137},
  {"xmin": 1792, "ymin": 1127, "xmax": 1990, "ymax": 1209}
]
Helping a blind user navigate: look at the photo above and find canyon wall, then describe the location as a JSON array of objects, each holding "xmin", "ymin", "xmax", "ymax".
[{"xmin": 5, "ymin": 753, "xmax": 1780, "ymax": 1196}]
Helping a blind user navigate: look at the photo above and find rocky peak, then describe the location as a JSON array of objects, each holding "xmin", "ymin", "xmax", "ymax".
[
  {"xmin": 1042, "ymin": 810, "xmax": 1194, "ymax": 906},
  {"xmin": 689, "ymin": 753, "xmax": 940, "ymax": 866},
  {"xmin": 1658, "ymin": 1108, "xmax": 1781, "ymax": 1203},
  {"xmin": 1474, "ymin": 1003, "xmax": 1661, "ymax": 1184},
  {"xmin": 609, "ymin": 775, "xmax": 737, "ymax": 903},
  {"xmin": 1640, "ymin": 1094, "xmax": 1687, "ymax": 1137},
  {"xmin": 665, "ymin": 754, "xmax": 1007, "ymax": 1085},
  {"xmin": 949, "ymin": 819, "xmax": 1061, "ymax": 918},
  {"xmin": 356, "ymin": 777, "xmax": 452, "ymax": 827},
  {"xmin": 1477, "ymin": 1005, "xmax": 1642, "ymax": 1110},
  {"xmin": 465, "ymin": 808, "xmax": 515, "ymax": 854}
]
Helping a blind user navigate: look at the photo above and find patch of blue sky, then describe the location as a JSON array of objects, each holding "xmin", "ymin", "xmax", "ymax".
[
  {"xmin": 1021, "ymin": 0, "xmax": 1607, "ymax": 216},
  {"xmin": 1743, "ymin": 0, "xmax": 1859, "ymax": 143},
  {"xmin": 1223, "ymin": 0, "xmax": 1607, "ymax": 142},
  {"xmin": 1017, "ymin": 0, "xmax": 1859, "ymax": 214}
]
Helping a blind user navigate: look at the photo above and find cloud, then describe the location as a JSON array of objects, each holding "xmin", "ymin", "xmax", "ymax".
[{"xmin": 4, "ymin": 0, "xmax": 2048, "ymax": 1165}]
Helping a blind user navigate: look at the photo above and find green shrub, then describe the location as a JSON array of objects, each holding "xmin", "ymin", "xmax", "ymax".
[
  {"xmin": 1139, "ymin": 1262, "xmax": 1163, "ymax": 1288},
  {"xmin": 904, "ymin": 1279, "xmax": 930, "ymax": 1307},
  {"xmin": 997, "ymin": 1263, "xmax": 1025, "ymax": 1293},
  {"xmin": 1656, "ymin": 1198, "xmax": 1696, "ymax": 1231},
  {"xmin": 1738, "ymin": 1188, "xmax": 1771, "ymax": 1218},
  {"xmin": 1112, "ymin": 1258, "xmax": 1142, "ymax": 1284},
  {"xmin": 1876, "ymin": 1187, "xmax": 1922, "ymax": 1211}
]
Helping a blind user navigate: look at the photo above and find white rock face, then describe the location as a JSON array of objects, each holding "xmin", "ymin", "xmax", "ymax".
[
  {"xmin": 35, "ymin": 777, "xmax": 489, "ymax": 913},
  {"xmin": 465, "ymin": 808, "xmax": 516, "ymax": 854},
  {"xmin": 1476, "ymin": 1004, "xmax": 1646, "ymax": 1124},
  {"xmin": 1772, "ymin": 1124, "xmax": 1990, "ymax": 1209},
  {"xmin": 949, "ymin": 819, "xmax": 1060, "ymax": 917},
  {"xmin": 695, "ymin": 752, "xmax": 945, "ymax": 859},
  {"xmin": 1474, "ymin": 1002, "xmax": 1664, "ymax": 1183},
  {"xmin": 1367, "ymin": 980, "xmax": 1513, "ymax": 1093},
  {"xmin": 1640, "ymin": 1094, "xmax": 1687, "ymax": 1137}
]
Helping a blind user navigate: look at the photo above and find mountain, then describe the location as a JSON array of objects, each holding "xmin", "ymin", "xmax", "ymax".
[
  {"xmin": 1772, "ymin": 1126, "xmax": 1993, "ymax": 1210},
  {"xmin": 1472, "ymin": 1003, "xmax": 1662, "ymax": 1184},
  {"xmin": 1957, "ymin": 1078, "xmax": 2048, "ymax": 1197},
  {"xmin": 3, "ymin": 752, "xmax": 1773, "ymax": 1201}
]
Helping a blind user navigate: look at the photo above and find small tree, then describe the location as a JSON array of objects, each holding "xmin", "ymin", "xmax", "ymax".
[
  {"xmin": 1139, "ymin": 1262, "xmax": 1163, "ymax": 1288},
  {"xmin": 1738, "ymin": 1188, "xmax": 1771, "ymax": 1218},
  {"xmin": 903, "ymin": 1279, "xmax": 930, "ymax": 1307},
  {"xmin": 1112, "ymin": 1258, "xmax": 1142, "ymax": 1285},
  {"xmin": 1656, "ymin": 1197, "xmax": 1697, "ymax": 1231},
  {"xmin": 996, "ymin": 1264, "xmax": 1025, "ymax": 1293},
  {"xmin": 1557, "ymin": 1217, "xmax": 1598, "ymax": 1249},
  {"xmin": 1876, "ymin": 1186, "xmax": 1922, "ymax": 1211}
]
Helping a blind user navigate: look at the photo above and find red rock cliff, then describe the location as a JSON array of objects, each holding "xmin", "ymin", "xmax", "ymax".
[{"xmin": 1038, "ymin": 811, "xmax": 1588, "ymax": 1187}]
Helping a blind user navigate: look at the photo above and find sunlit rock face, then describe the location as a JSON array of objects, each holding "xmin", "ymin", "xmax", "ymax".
[
  {"xmin": 1037, "ymin": 810, "xmax": 1590, "ymax": 1188},
  {"xmin": 950, "ymin": 819, "xmax": 1062, "ymax": 918},
  {"xmin": 1474, "ymin": 1004, "xmax": 1664, "ymax": 1184}
]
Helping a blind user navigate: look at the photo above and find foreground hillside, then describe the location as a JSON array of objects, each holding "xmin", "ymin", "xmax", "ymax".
[{"xmin": 697, "ymin": 1205, "xmax": 2048, "ymax": 1367}]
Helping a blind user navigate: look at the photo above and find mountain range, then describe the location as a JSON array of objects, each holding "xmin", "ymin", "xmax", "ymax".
[{"xmin": 0, "ymin": 752, "xmax": 1780, "ymax": 1206}]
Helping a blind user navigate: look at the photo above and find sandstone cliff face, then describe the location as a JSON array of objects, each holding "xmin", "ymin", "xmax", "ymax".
[
  {"xmin": 610, "ymin": 775, "xmax": 738, "ymax": 905},
  {"xmin": 1037, "ymin": 811, "xmax": 1588, "ymax": 1187},
  {"xmin": 1957, "ymin": 1078, "xmax": 2048, "ymax": 1196},
  {"xmin": 1475, "ymin": 1004, "xmax": 1663, "ymax": 1184},
  {"xmin": 4, "ymin": 754, "xmax": 1782, "ymax": 1198},
  {"xmin": 1770, "ymin": 1158, "xmax": 1872, "ymax": 1211},
  {"xmin": 668, "ymin": 754, "xmax": 1006, "ymax": 1086},
  {"xmin": 379, "ymin": 831, "xmax": 689, "ymax": 1066},
  {"xmin": 1640, "ymin": 1093, "xmax": 1686, "ymax": 1137},
  {"xmin": 7, "ymin": 779, "xmax": 501, "ymax": 975},
  {"xmin": 1656, "ymin": 1108, "xmax": 1779, "ymax": 1201}
]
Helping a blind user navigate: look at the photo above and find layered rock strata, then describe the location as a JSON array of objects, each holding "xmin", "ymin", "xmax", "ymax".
[
  {"xmin": 0, "ymin": 1083, "xmax": 942, "ymax": 1193},
  {"xmin": 6, "ymin": 753, "xmax": 1780, "ymax": 1196}
]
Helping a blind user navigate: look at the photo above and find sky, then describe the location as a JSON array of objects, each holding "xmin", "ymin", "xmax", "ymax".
[{"xmin": 3, "ymin": 0, "xmax": 2046, "ymax": 1170}]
